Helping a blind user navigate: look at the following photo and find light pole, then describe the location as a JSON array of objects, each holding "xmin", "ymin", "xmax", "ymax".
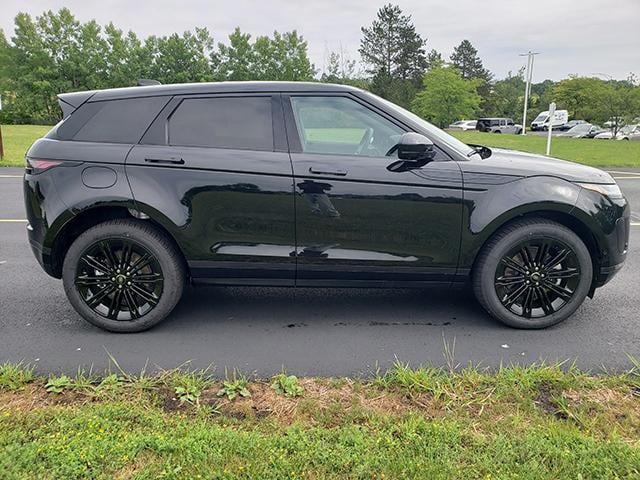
[{"xmin": 519, "ymin": 51, "xmax": 540, "ymax": 135}]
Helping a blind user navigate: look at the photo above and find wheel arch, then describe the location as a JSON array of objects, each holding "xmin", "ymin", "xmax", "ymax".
[
  {"xmin": 469, "ymin": 209, "xmax": 600, "ymax": 291},
  {"xmin": 49, "ymin": 205, "xmax": 188, "ymax": 279}
]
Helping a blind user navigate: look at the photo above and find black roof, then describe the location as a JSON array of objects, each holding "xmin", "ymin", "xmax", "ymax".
[{"xmin": 66, "ymin": 81, "xmax": 362, "ymax": 104}]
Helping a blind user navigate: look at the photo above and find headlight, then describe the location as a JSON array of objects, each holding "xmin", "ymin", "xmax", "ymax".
[{"xmin": 577, "ymin": 182, "xmax": 623, "ymax": 199}]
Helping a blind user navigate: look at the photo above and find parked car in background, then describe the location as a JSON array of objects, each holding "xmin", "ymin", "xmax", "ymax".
[
  {"xmin": 476, "ymin": 117, "xmax": 522, "ymax": 134},
  {"xmin": 531, "ymin": 110, "xmax": 569, "ymax": 131},
  {"xmin": 617, "ymin": 124, "xmax": 640, "ymax": 141},
  {"xmin": 557, "ymin": 120, "xmax": 587, "ymax": 131},
  {"xmin": 448, "ymin": 120, "xmax": 477, "ymax": 131},
  {"xmin": 558, "ymin": 123, "xmax": 604, "ymax": 138},
  {"xmin": 594, "ymin": 130, "xmax": 616, "ymax": 140}
]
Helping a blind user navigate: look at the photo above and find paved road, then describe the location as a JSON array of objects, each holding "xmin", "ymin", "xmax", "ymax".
[{"xmin": 1, "ymin": 168, "xmax": 639, "ymax": 376}]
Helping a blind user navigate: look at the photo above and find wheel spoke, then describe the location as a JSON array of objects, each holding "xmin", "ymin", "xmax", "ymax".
[
  {"xmin": 107, "ymin": 289, "xmax": 124, "ymax": 319},
  {"xmin": 520, "ymin": 246, "xmax": 534, "ymax": 269},
  {"xmin": 535, "ymin": 241, "xmax": 549, "ymax": 267},
  {"xmin": 130, "ymin": 284, "xmax": 159, "ymax": 306},
  {"xmin": 503, "ymin": 283, "xmax": 528, "ymax": 308},
  {"xmin": 81, "ymin": 255, "xmax": 111, "ymax": 275},
  {"xmin": 537, "ymin": 287, "xmax": 555, "ymax": 315},
  {"xmin": 500, "ymin": 256, "xmax": 527, "ymax": 275},
  {"xmin": 75, "ymin": 275, "xmax": 107, "ymax": 287},
  {"xmin": 99, "ymin": 242, "xmax": 118, "ymax": 269},
  {"xmin": 123, "ymin": 289, "xmax": 141, "ymax": 319},
  {"xmin": 495, "ymin": 275, "xmax": 525, "ymax": 287},
  {"xmin": 543, "ymin": 248, "xmax": 569, "ymax": 271},
  {"xmin": 522, "ymin": 288, "xmax": 534, "ymax": 318},
  {"xmin": 543, "ymin": 281, "xmax": 574, "ymax": 300},
  {"xmin": 119, "ymin": 241, "xmax": 134, "ymax": 270},
  {"xmin": 132, "ymin": 273, "xmax": 163, "ymax": 284},
  {"xmin": 86, "ymin": 285, "xmax": 116, "ymax": 308},
  {"xmin": 546, "ymin": 267, "xmax": 579, "ymax": 280},
  {"xmin": 129, "ymin": 254, "xmax": 152, "ymax": 276}
]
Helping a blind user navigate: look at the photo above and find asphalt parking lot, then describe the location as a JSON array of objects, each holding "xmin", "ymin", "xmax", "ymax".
[{"xmin": 1, "ymin": 167, "xmax": 639, "ymax": 376}]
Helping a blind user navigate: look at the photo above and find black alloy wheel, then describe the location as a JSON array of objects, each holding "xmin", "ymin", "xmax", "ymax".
[
  {"xmin": 63, "ymin": 219, "xmax": 185, "ymax": 332},
  {"xmin": 473, "ymin": 218, "xmax": 592, "ymax": 329},
  {"xmin": 75, "ymin": 238, "xmax": 164, "ymax": 321},
  {"xmin": 494, "ymin": 239, "xmax": 580, "ymax": 318}
]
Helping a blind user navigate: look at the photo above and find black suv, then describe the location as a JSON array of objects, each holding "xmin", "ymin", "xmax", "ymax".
[{"xmin": 24, "ymin": 82, "xmax": 630, "ymax": 332}]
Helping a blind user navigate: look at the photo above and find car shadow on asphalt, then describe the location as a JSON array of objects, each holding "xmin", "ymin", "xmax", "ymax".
[{"xmin": 156, "ymin": 285, "xmax": 498, "ymax": 332}]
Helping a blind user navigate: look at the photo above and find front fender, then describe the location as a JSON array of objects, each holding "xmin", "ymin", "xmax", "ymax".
[{"xmin": 458, "ymin": 176, "xmax": 581, "ymax": 268}]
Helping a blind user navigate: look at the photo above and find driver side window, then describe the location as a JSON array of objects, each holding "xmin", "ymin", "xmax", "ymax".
[{"xmin": 289, "ymin": 96, "xmax": 404, "ymax": 157}]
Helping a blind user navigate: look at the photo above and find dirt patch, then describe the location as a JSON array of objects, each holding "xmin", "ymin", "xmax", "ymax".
[
  {"xmin": 158, "ymin": 386, "xmax": 188, "ymax": 412},
  {"xmin": 535, "ymin": 383, "xmax": 567, "ymax": 419},
  {"xmin": 204, "ymin": 379, "xmax": 439, "ymax": 425}
]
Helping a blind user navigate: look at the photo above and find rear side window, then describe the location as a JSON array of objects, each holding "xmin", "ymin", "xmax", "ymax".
[
  {"xmin": 168, "ymin": 97, "xmax": 273, "ymax": 151},
  {"xmin": 69, "ymin": 97, "xmax": 169, "ymax": 144}
]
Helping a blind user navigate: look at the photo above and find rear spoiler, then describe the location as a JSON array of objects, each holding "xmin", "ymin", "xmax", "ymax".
[{"xmin": 57, "ymin": 91, "xmax": 95, "ymax": 119}]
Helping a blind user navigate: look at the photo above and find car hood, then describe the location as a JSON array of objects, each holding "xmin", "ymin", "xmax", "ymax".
[{"xmin": 461, "ymin": 147, "xmax": 615, "ymax": 183}]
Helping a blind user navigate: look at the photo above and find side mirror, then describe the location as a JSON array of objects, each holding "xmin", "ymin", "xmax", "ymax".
[{"xmin": 386, "ymin": 132, "xmax": 435, "ymax": 162}]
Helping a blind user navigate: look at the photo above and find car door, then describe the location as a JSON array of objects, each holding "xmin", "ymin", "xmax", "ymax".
[
  {"xmin": 283, "ymin": 94, "xmax": 463, "ymax": 287},
  {"xmin": 126, "ymin": 93, "xmax": 296, "ymax": 285}
]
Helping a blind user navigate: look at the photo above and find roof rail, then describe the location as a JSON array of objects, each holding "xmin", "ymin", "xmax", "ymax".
[{"xmin": 137, "ymin": 79, "xmax": 162, "ymax": 86}]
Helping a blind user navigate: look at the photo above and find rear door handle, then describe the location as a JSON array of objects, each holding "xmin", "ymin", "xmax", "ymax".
[
  {"xmin": 144, "ymin": 157, "xmax": 185, "ymax": 165},
  {"xmin": 309, "ymin": 166, "xmax": 348, "ymax": 176}
]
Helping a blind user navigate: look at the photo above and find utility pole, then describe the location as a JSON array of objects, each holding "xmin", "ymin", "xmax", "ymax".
[{"xmin": 519, "ymin": 51, "xmax": 540, "ymax": 135}]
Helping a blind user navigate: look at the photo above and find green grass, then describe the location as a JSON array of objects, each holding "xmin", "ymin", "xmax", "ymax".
[
  {"xmin": 1, "ymin": 362, "xmax": 639, "ymax": 478},
  {"xmin": 450, "ymin": 130, "xmax": 640, "ymax": 168},
  {"xmin": 1, "ymin": 124, "xmax": 639, "ymax": 168},
  {"xmin": 0, "ymin": 124, "xmax": 51, "ymax": 167}
]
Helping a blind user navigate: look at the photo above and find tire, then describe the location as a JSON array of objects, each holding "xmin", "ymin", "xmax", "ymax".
[
  {"xmin": 472, "ymin": 218, "xmax": 593, "ymax": 329},
  {"xmin": 62, "ymin": 219, "xmax": 186, "ymax": 332},
  {"xmin": 494, "ymin": 130, "xmax": 501, "ymax": 134}
]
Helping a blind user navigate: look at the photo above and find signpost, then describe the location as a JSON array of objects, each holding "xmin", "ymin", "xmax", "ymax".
[{"xmin": 546, "ymin": 101, "xmax": 556, "ymax": 156}]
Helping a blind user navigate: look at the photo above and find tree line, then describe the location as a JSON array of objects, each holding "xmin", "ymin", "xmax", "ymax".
[{"xmin": 1, "ymin": 4, "xmax": 638, "ymax": 129}]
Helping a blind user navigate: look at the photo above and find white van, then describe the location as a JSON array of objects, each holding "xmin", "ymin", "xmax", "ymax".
[{"xmin": 531, "ymin": 110, "xmax": 568, "ymax": 131}]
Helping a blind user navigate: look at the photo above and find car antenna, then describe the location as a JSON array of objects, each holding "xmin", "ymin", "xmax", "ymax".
[{"xmin": 137, "ymin": 79, "xmax": 162, "ymax": 86}]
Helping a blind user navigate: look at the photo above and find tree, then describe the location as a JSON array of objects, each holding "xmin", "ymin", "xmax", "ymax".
[
  {"xmin": 554, "ymin": 76, "xmax": 640, "ymax": 134},
  {"xmin": 359, "ymin": 4, "xmax": 427, "ymax": 106},
  {"xmin": 450, "ymin": 39, "xmax": 493, "ymax": 114},
  {"xmin": 425, "ymin": 49, "xmax": 444, "ymax": 70},
  {"xmin": 214, "ymin": 27, "xmax": 255, "ymax": 80},
  {"xmin": 483, "ymin": 68, "xmax": 526, "ymax": 122},
  {"xmin": 411, "ymin": 67, "xmax": 480, "ymax": 128}
]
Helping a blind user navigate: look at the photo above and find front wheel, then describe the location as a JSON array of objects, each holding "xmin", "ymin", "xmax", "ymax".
[
  {"xmin": 62, "ymin": 219, "xmax": 186, "ymax": 332},
  {"xmin": 473, "ymin": 219, "xmax": 593, "ymax": 329}
]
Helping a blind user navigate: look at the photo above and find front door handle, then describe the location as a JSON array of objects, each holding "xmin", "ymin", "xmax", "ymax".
[
  {"xmin": 309, "ymin": 166, "xmax": 348, "ymax": 176},
  {"xmin": 144, "ymin": 157, "xmax": 185, "ymax": 165}
]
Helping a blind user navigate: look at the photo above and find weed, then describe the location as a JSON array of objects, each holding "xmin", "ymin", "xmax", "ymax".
[
  {"xmin": 45, "ymin": 374, "xmax": 73, "ymax": 394},
  {"xmin": 0, "ymin": 362, "xmax": 35, "ymax": 391},
  {"xmin": 271, "ymin": 372, "xmax": 304, "ymax": 397},
  {"xmin": 217, "ymin": 370, "xmax": 251, "ymax": 400}
]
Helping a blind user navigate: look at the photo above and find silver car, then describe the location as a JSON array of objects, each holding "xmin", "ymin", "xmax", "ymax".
[{"xmin": 476, "ymin": 117, "xmax": 522, "ymax": 134}]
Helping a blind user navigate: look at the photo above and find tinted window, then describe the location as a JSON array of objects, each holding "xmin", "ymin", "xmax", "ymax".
[
  {"xmin": 72, "ymin": 97, "xmax": 169, "ymax": 144},
  {"xmin": 290, "ymin": 96, "xmax": 404, "ymax": 157},
  {"xmin": 168, "ymin": 97, "xmax": 273, "ymax": 150}
]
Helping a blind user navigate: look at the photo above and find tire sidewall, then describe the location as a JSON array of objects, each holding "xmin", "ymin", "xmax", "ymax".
[
  {"xmin": 62, "ymin": 222, "xmax": 183, "ymax": 333},
  {"xmin": 477, "ymin": 224, "xmax": 593, "ymax": 329}
]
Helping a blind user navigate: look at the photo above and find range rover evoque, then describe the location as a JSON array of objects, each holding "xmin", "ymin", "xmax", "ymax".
[{"xmin": 24, "ymin": 82, "xmax": 630, "ymax": 332}]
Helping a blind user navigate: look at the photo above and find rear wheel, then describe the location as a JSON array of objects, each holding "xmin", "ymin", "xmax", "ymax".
[
  {"xmin": 62, "ymin": 219, "xmax": 185, "ymax": 332},
  {"xmin": 473, "ymin": 218, "xmax": 592, "ymax": 329}
]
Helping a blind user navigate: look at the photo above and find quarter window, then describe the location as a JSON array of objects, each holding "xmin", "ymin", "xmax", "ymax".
[
  {"xmin": 168, "ymin": 97, "xmax": 273, "ymax": 151},
  {"xmin": 290, "ymin": 96, "xmax": 404, "ymax": 157}
]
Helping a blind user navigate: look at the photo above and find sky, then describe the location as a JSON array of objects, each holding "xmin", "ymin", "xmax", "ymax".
[{"xmin": 1, "ymin": 0, "xmax": 639, "ymax": 82}]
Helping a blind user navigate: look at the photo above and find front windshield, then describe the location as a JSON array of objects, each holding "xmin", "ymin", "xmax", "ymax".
[
  {"xmin": 364, "ymin": 92, "xmax": 476, "ymax": 156},
  {"xmin": 534, "ymin": 114, "xmax": 548, "ymax": 122}
]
